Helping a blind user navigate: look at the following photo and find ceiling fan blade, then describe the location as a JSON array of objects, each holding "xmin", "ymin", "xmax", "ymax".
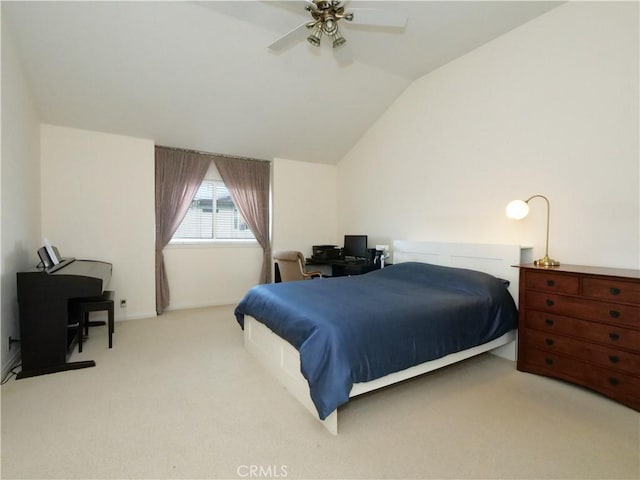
[
  {"xmin": 268, "ymin": 22, "xmax": 310, "ymax": 51},
  {"xmin": 346, "ymin": 8, "xmax": 408, "ymax": 28},
  {"xmin": 270, "ymin": 1, "xmax": 316, "ymax": 15}
]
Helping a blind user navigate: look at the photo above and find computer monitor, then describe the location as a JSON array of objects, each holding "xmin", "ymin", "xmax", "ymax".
[{"xmin": 343, "ymin": 235, "xmax": 368, "ymax": 259}]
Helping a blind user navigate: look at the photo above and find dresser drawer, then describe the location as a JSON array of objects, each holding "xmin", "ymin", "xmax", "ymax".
[
  {"xmin": 525, "ymin": 310, "xmax": 640, "ymax": 352},
  {"xmin": 583, "ymin": 278, "xmax": 640, "ymax": 306},
  {"xmin": 525, "ymin": 291, "xmax": 640, "ymax": 328},
  {"xmin": 525, "ymin": 271, "xmax": 579, "ymax": 294},
  {"xmin": 522, "ymin": 347, "xmax": 640, "ymax": 403},
  {"xmin": 523, "ymin": 329, "xmax": 640, "ymax": 375}
]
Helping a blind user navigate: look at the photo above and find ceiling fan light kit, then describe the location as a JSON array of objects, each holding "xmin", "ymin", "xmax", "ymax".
[
  {"xmin": 269, "ymin": 0, "xmax": 407, "ymax": 52},
  {"xmin": 306, "ymin": 1, "xmax": 351, "ymax": 49}
]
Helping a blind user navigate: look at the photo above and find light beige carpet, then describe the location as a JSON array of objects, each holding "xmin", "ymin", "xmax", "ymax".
[{"xmin": 1, "ymin": 305, "xmax": 638, "ymax": 479}]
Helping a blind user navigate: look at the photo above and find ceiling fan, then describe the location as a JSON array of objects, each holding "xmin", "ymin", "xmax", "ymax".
[{"xmin": 268, "ymin": 0, "xmax": 408, "ymax": 51}]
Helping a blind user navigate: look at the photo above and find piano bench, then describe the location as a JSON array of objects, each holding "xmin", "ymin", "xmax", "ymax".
[{"xmin": 69, "ymin": 290, "xmax": 114, "ymax": 353}]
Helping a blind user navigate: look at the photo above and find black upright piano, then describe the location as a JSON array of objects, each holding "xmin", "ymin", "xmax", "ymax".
[{"xmin": 16, "ymin": 259, "xmax": 112, "ymax": 379}]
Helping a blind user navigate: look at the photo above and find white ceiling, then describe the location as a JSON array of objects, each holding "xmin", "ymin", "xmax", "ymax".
[{"xmin": 3, "ymin": 1, "xmax": 561, "ymax": 164}]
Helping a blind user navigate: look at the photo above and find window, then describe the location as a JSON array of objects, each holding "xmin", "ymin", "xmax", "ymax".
[{"xmin": 172, "ymin": 180, "xmax": 255, "ymax": 241}]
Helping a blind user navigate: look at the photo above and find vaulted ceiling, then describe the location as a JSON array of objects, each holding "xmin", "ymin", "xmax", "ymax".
[{"xmin": 3, "ymin": 1, "xmax": 561, "ymax": 164}]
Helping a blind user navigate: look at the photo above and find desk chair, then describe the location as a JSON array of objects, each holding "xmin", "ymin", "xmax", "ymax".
[
  {"xmin": 69, "ymin": 290, "xmax": 115, "ymax": 353},
  {"xmin": 273, "ymin": 251, "xmax": 322, "ymax": 282}
]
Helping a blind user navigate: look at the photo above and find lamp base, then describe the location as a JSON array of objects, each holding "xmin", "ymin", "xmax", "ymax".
[{"xmin": 534, "ymin": 255, "xmax": 560, "ymax": 267}]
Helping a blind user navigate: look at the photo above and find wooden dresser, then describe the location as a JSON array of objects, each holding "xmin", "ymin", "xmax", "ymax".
[{"xmin": 516, "ymin": 264, "xmax": 640, "ymax": 411}]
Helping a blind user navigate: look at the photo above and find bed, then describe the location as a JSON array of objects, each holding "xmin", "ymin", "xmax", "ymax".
[{"xmin": 235, "ymin": 241, "xmax": 533, "ymax": 434}]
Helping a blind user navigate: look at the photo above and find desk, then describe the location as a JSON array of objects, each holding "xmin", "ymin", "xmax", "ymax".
[{"xmin": 306, "ymin": 259, "xmax": 381, "ymax": 277}]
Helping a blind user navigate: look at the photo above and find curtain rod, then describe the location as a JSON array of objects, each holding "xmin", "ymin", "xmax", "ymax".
[{"xmin": 155, "ymin": 145, "xmax": 270, "ymax": 163}]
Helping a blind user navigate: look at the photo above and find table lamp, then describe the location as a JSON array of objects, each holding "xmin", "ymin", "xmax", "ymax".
[{"xmin": 506, "ymin": 194, "xmax": 560, "ymax": 267}]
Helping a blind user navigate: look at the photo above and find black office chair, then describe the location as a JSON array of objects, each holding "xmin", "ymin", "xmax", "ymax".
[{"xmin": 69, "ymin": 290, "xmax": 115, "ymax": 352}]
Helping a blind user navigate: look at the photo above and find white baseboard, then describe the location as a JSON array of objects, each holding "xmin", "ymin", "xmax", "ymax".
[
  {"xmin": 165, "ymin": 300, "xmax": 239, "ymax": 312},
  {"xmin": 89, "ymin": 310, "xmax": 158, "ymax": 323},
  {"xmin": 94, "ymin": 302, "xmax": 235, "ymax": 323},
  {"xmin": 117, "ymin": 310, "xmax": 158, "ymax": 321}
]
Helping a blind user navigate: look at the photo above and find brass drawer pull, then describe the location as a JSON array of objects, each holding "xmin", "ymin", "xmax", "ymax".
[
  {"xmin": 545, "ymin": 358, "xmax": 554, "ymax": 366},
  {"xmin": 610, "ymin": 287, "xmax": 621, "ymax": 295},
  {"xmin": 608, "ymin": 377, "xmax": 619, "ymax": 387},
  {"xmin": 609, "ymin": 355, "xmax": 620, "ymax": 364},
  {"xmin": 546, "ymin": 279, "xmax": 555, "ymax": 287},
  {"xmin": 609, "ymin": 310, "xmax": 620, "ymax": 319},
  {"xmin": 545, "ymin": 318, "xmax": 554, "ymax": 326},
  {"xmin": 545, "ymin": 338, "xmax": 554, "ymax": 346},
  {"xmin": 546, "ymin": 299, "xmax": 554, "ymax": 307},
  {"xmin": 609, "ymin": 332, "xmax": 620, "ymax": 341}
]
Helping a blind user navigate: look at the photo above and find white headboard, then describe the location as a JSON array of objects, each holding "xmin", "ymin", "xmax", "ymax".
[{"xmin": 392, "ymin": 240, "xmax": 533, "ymax": 305}]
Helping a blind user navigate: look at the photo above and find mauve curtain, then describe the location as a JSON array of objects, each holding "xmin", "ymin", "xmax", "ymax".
[
  {"xmin": 155, "ymin": 147, "xmax": 211, "ymax": 314},
  {"xmin": 213, "ymin": 156, "xmax": 272, "ymax": 284}
]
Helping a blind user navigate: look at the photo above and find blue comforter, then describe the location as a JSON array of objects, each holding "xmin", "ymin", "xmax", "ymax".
[{"xmin": 234, "ymin": 262, "xmax": 517, "ymax": 420}]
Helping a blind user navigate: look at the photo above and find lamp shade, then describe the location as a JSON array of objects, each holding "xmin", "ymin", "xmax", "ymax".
[{"xmin": 506, "ymin": 199, "xmax": 530, "ymax": 220}]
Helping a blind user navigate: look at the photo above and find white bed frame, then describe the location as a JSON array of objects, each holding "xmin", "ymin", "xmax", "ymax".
[{"xmin": 243, "ymin": 241, "xmax": 533, "ymax": 434}]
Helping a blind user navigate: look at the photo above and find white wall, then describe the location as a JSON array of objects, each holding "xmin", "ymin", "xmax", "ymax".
[
  {"xmin": 40, "ymin": 125, "xmax": 156, "ymax": 319},
  {"xmin": 338, "ymin": 2, "xmax": 639, "ymax": 270},
  {"xmin": 1, "ymin": 14, "xmax": 42, "ymax": 374},
  {"xmin": 163, "ymin": 244, "xmax": 263, "ymax": 309},
  {"xmin": 272, "ymin": 158, "xmax": 338, "ymax": 259}
]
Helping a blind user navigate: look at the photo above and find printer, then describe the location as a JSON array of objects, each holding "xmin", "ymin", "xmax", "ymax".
[{"xmin": 311, "ymin": 245, "xmax": 341, "ymax": 261}]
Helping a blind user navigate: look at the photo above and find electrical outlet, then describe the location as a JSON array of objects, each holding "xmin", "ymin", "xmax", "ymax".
[
  {"xmin": 120, "ymin": 299, "xmax": 127, "ymax": 308},
  {"xmin": 8, "ymin": 336, "xmax": 19, "ymax": 351}
]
